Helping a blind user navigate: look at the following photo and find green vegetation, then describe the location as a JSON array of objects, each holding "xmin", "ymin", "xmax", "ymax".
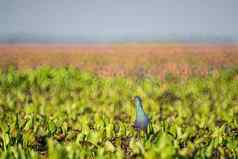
[{"xmin": 0, "ymin": 66, "xmax": 237, "ymax": 159}]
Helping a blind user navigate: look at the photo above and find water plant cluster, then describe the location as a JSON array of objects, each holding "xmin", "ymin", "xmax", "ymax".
[{"xmin": 0, "ymin": 66, "xmax": 237, "ymax": 159}]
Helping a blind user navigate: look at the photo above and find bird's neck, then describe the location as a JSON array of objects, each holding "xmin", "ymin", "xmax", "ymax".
[{"xmin": 136, "ymin": 102, "xmax": 146, "ymax": 117}]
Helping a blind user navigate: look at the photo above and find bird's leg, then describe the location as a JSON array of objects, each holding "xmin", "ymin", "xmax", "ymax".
[{"xmin": 135, "ymin": 129, "xmax": 141, "ymax": 140}]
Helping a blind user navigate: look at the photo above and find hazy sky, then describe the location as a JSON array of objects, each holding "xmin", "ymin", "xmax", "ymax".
[{"xmin": 1, "ymin": 0, "xmax": 238, "ymax": 42}]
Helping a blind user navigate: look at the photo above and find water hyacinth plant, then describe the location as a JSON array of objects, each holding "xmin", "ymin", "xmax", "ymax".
[{"xmin": 0, "ymin": 66, "xmax": 237, "ymax": 159}]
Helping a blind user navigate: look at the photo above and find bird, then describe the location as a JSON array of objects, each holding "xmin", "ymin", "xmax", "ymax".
[{"xmin": 134, "ymin": 96, "xmax": 150, "ymax": 131}]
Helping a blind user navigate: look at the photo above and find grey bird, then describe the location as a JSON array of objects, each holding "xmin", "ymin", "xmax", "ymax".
[{"xmin": 134, "ymin": 96, "xmax": 150, "ymax": 131}]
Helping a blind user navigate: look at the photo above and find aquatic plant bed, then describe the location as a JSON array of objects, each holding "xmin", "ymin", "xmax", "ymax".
[{"xmin": 0, "ymin": 66, "xmax": 238, "ymax": 158}]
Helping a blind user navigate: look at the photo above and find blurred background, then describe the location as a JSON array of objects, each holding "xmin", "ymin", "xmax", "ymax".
[{"xmin": 1, "ymin": 0, "xmax": 238, "ymax": 43}]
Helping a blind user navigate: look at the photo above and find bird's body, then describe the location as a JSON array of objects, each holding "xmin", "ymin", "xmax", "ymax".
[{"xmin": 134, "ymin": 96, "xmax": 149, "ymax": 131}]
